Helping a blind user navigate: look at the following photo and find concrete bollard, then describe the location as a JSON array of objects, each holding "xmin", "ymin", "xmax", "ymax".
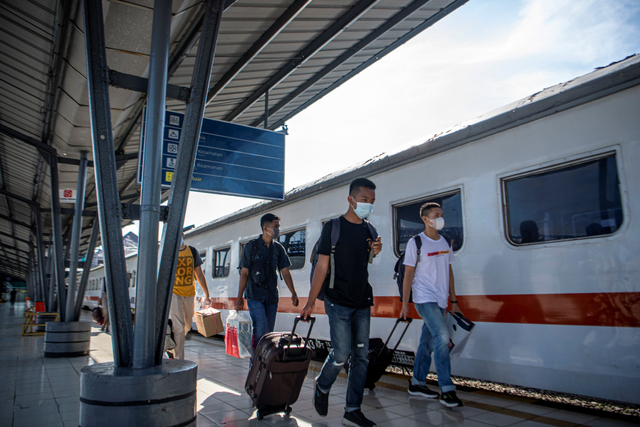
[
  {"xmin": 36, "ymin": 313, "xmax": 60, "ymax": 332},
  {"xmin": 44, "ymin": 321, "xmax": 92, "ymax": 357},
  {"xmin": 79, "ymin": 360, "xmax": 198, "ymax": 427}
]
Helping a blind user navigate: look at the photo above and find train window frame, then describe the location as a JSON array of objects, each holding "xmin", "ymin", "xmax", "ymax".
[
  {"xmin": 277, "ymin": 227, "xmax": 307, "ymax": 271},
  {"xmin": 212, "ymin": 246, "xmax": 231, "ymax": 278},
  {"xmin": 391, "ymin": 188, "xmax": 466, "ymax": 258},
  {"xmin": 499, "ymin": 149, "xmax": 628, "ymax": 248}
]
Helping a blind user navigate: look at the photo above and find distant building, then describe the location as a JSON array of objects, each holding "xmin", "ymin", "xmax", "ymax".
[{"xmin": 91, "ymin": 232, "xmax": 138, "ymax": 267}]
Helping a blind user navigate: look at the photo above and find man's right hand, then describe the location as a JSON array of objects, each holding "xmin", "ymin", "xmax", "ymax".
[
  {"xmin": 235, "ymin": 298, "xmax": 244, "ymax": 311},
  {"xmin": 300, "ymin": 301, "xmax": 315, "ymax": 319},
  {"xmin": 400, "ymin": 304, "xmax": 410, "ymax": 321}
]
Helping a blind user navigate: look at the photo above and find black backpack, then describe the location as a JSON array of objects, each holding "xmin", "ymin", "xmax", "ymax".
[
  {"xmin": 309, "ymin": 217, "xmax": 378, "ymax": 301},
  {"xmin": 393, "ymin": 235, "xmax": 423, "ymax": 303}
]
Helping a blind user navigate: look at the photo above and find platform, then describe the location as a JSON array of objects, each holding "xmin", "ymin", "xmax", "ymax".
[{"xmin": 0, "ymin": 301, "xmax": 637, "ymax": 427}]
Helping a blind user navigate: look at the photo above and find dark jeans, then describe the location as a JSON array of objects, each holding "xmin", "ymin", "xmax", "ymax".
[
  {"xmin": 246, "ymin": 299, "xmax": 277, "ymax": 352},
  {"xmin": 317, "ymin": 300, "xmax": 370, "ymax": 412}
]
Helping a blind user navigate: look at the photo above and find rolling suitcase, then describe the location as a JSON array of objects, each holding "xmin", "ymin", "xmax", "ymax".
[
  {"xmin": 245, "ymin": 316, "xmax": 315, "ymax": 420},
  {"xmin": 345, "ymin": 318, "xmax": 413, "ymax": 390}
]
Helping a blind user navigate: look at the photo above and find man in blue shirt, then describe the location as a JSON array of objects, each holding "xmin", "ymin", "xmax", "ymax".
[{"xmin": 236, "ymin": 213, "xmax": 299, "ymax": 351}]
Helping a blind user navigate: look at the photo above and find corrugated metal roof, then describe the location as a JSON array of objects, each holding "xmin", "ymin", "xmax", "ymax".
[{"xmin": 0, "ymin": 0, "xmax": 469, "ymax": 280}]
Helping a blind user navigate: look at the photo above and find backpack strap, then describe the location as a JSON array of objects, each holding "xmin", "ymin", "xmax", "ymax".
[
  {"xmin": 328, "ymin": 218, "xmax": 340, "ymax": 290},
  {"xmin": 274, "ymin": 241, "xmax": 285, "ymax": 280},
  {"xmin": 413, "ymin": 234, "xmax": 422, "ymax": 268},
  {"xmin": 364, "ymin": 220, "xmax": 378, "ymax": 263}
]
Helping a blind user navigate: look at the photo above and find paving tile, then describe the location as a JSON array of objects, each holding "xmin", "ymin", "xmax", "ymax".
[
  {"xmin": 59, "ymin": 409, "xmax": 79, "ymax": 422},
  {"xmin": 542, "ymin": 409, "xmax": 600, "ymax": 424},
  {"xmin": 13, "ymin": 402, "xmax": 60, "ymax": 419},
  {"xmin": 358, "ymin": 408, "xmax": 405, "ymax": 424},
  {"xmin": 506, "ymin": 403, "xmax": 558, "ymax": 417},
  {"xmin": 470, "ymin": 411, "xmax": 525, "ymax": 426},
  {"xmin": 584, "ymin": 418, "xmax": 639, "ymax": 427},
  {"xmin": 384, "ymin": 400, "xmax": 433, "ymax": 417},
  {"xmin": 199, "ymin": 399, "xmax": 239, "ymax": 414},
  {"xmin": 377, "ymin": 418, "xmax": 434, "ymax": 427},
  {"xmin": 442, "ymin": 419, "xmax": 504, "ymax": 427},
  {"xmin": 511, "ymin": 421, "xmax": 557, "ymax": 427},
  {"xmin": 295, "ymin": 406, "xmax": 344, "ymax": 422},
  {"xmin": 52, "ymin": 388, "xmax": 80, "ymax": 399},
  {"xmin": 201, "ymin": 408, "xmax": 254, "ymax": 424},
  {"xmin": 13, "ymin": 412, "xmax": 63, "ymax": 427}
]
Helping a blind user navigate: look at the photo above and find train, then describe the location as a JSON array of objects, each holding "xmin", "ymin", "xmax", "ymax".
[
  {"xmin": 83, "ymin": 252, "xmax": 138, "ymax": 310},
  {"xmin": 85, "ymin": 55, "xmax": 640, "ymax": 405}
]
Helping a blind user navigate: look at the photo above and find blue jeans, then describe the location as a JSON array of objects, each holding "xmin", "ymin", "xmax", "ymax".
[
  {"xmin": 317, "ymin": 301, "xmax": 370, "ymax": 412},
  {"xmin": 246, "ymin": 299, "xmax": 278, "ymax": 352},
  {"xmin": 413, "ymin": 303, "xmax": 456, "ymax": 393}
]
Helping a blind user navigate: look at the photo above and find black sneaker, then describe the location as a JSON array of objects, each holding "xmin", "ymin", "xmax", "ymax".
[
  {"xmin": 313, "ymin": 378, "xmax": 329, "ymax": 417},
  {"xmin": 408, "ymin": 383, "xmax": 439, "ymax": 398},
  {"xmin": 342, "ymin": 410, "xmax": 376, "ymax": 427},
  {"xmin": 439, "ymin": 391, "xmax": 463, "ymax": 407}
]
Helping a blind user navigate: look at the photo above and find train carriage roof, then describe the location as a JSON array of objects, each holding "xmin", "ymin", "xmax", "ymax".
[
  {"xmin": 188, "ymin": 54, "xmax": 640, "ymax": 236},
  {"xmin": 0, "ymin": 0, "xmax": 471, "ymax": 280}
]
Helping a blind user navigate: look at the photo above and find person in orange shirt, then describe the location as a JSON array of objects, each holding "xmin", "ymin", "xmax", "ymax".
[{"xmin": 170, "ymin": 227, "xmax": 211, "ymax": 359}]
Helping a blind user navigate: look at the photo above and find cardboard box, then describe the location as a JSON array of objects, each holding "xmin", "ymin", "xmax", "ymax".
[{"xmin": 195, "ymin": 308, "xmax": 224, "ymax": 337}]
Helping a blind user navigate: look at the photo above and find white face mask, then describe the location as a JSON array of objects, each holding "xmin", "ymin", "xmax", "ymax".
[
  {"xmin": 351, "ymin": 197, "xmax": 373, "ymax": 219},
  {"xmin": 427, "ymin": 217, "xmax": 445, "ymax": 231}
]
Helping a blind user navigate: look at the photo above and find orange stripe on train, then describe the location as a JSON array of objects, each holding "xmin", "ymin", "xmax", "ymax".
[{"xmin": 206, "ymin": 292, "xmax": 640, "ymax": 328}]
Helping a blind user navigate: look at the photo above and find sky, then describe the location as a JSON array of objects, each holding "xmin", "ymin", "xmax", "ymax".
[{"xmin": 126, "ymin": 0, "xmax": 640, "ymax": 234}]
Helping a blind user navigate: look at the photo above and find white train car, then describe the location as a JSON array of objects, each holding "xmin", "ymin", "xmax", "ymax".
[
  {"xmin": 185, "ymin": 55, "xmax": 640, "ymax": 404},
  {"xmin": 83, "ymin": 252, "xmax": 139, "ymax": 310}
]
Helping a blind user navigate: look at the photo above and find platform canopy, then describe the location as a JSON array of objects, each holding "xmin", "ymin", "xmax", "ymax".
[{"xmin": 0, "ymin": 0, "xmax": 468, "ymax": 280}]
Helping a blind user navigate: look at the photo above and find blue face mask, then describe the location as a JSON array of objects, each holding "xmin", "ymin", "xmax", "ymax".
[
  {"xmin": 351, "ymin": 198, "xmax": 373, "ymax": 219},
  {"xmin": 180, "ymin": 237, "xmax": 184, "ymax": 247}
]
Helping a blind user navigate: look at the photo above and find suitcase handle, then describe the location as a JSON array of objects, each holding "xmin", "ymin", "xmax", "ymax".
[
  {"xmin": 283, "ymin": 316, "xmax": 316, "ymax": 360},
  {"xmin": 379, "ymin": 318, "xmax": 413, "ymax": 357}
]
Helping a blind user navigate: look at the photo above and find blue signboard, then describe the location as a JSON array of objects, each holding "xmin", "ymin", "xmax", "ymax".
[{"xmin": 138, "ymin": 110, "xmax": 285, "ymax": 200}]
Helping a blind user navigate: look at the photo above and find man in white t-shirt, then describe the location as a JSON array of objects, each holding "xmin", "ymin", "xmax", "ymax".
[{"xmin": 400, "ymin": 202, "xmax": 464, "ymax": 408}]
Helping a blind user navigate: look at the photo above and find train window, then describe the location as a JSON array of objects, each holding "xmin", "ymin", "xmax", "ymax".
[
  {"xmin": 213, "ymin": 247, "xmax": 231, "ymax": 278},
  {"xmin": 394, "ymin": 191, "xmax": 464, "ymax": 255},
  {"xmin": 278, "ymin": 229, "xmax": 306, "ymax": 270},
  {"xmin": 503, "ymin": 154, "xmax": 623, "ymax": 244}
]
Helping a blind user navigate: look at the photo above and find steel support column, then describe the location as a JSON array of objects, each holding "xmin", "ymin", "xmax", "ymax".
[
  {"xmin": 64, "ymin": 151, "xmax": 87, "ymax": 322},
  {"xmin": 73, "ymin": 221, "xmax": 99, "ymax": 321},
  {"xmin": 47, "ymin": 250, "xmax": 55, "ymax": 311},
  {"xmin": 83, "ymin": 0, "xmax": 134, "ymax": 367},
  {"xmin": 264, "ymin": 90, "xmax": 268, "ymax": 129},
  {"xmin": 34, "ymin": 206, "xmax": 47, "ymax": 304},
  {"xmin": 26, "ymin": 256, "xmax": 34, "ymax": 301},
  {"xmin": 65, "ymin": 151, "xmax": 88, "ymax": 321},
  {"xmin": 48, "ymin": 154, "xmax": 67, "ymax": 316},
  {"xmin": 154, "ymin": 0, "xmax": 224, "ymax": 365},
  {"xmin": 134, "ymin": 0, "xmax": 172, "ymax": 369}
]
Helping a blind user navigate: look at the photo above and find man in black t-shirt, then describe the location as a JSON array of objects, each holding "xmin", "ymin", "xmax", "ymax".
[
  {"xmin": 236, "ymin": 213, "xmax": 299, "ymax": 352},
  {"xmin": 301, "ymin": 178, "xmax": 382, "ymax": 427}
]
